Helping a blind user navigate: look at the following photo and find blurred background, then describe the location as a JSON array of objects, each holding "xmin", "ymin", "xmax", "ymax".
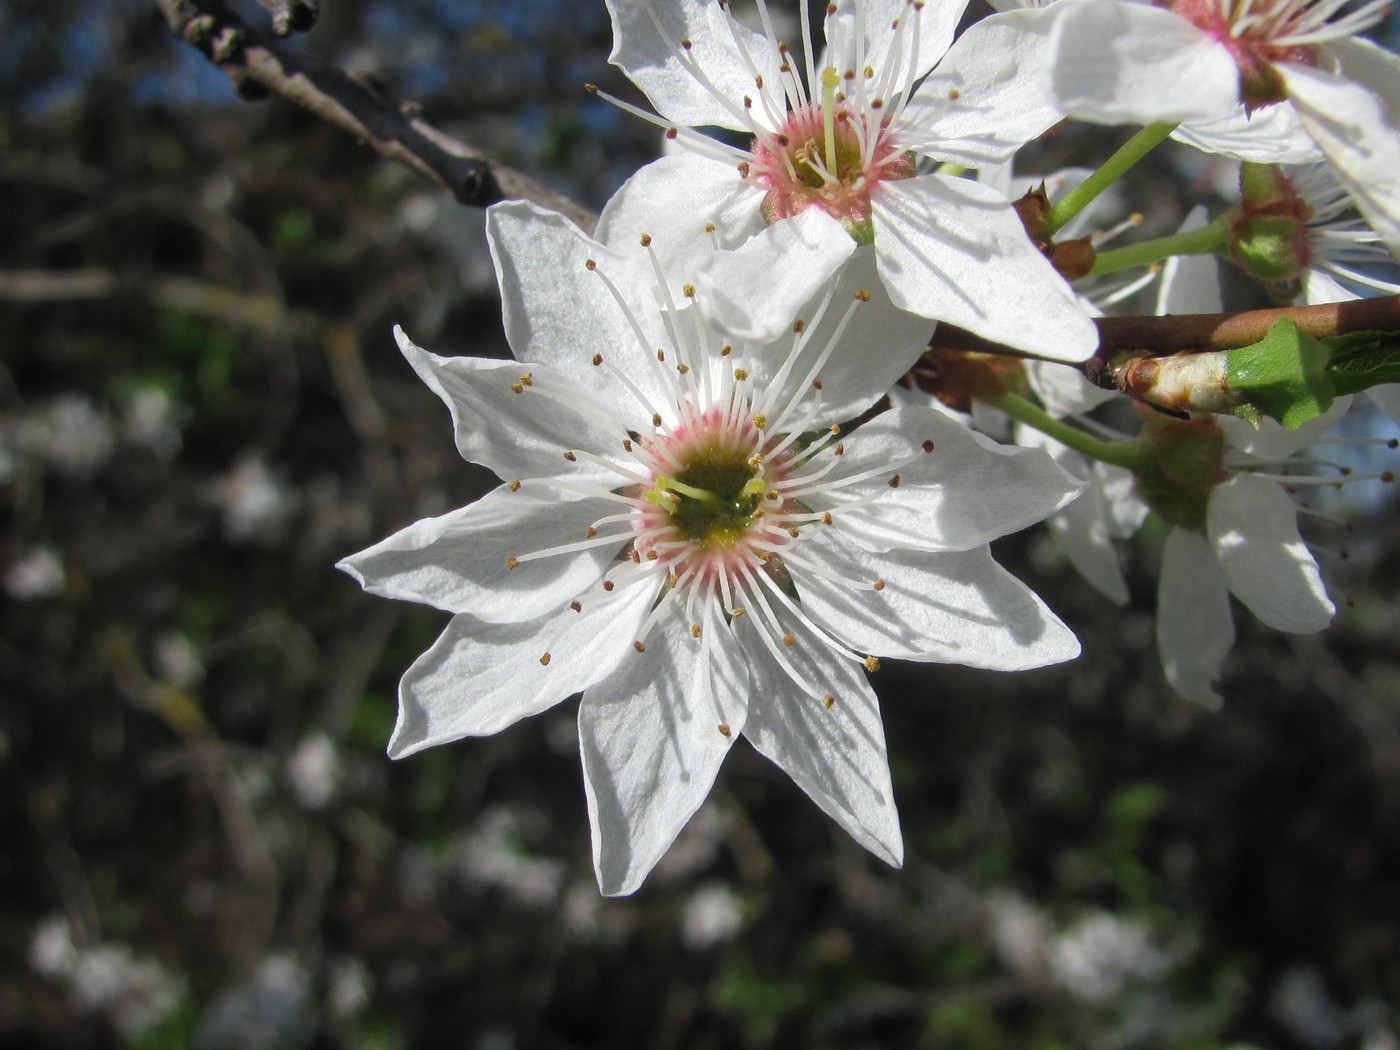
[{"xmin": 4, "ymin": 1, "xmax": 1400, "ymax": 1047}]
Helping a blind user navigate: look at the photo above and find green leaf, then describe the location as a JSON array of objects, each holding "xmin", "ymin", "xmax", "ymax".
[{"xmin": 1224, "ymin": 317, "xmax": 1333, "ymax": 430}]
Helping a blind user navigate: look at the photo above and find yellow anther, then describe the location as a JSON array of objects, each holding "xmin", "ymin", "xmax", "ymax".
[
  {"xmin": 506, "ymin": 557, "xmax": 520, "ymax": 570},
  {"xmin": 509, "ymin": 480, "xmax": 521, "ymax": 492},
  {"xmin": 864, "ymin": 655, "xmax": 881, "ymax": 673},
  {"xmin": 640, "ymin": 233, "xmax": 653, "ymax": 246},
  {"xmin": 752, "ymin": 413, "xmax": 767, "ymax": 429},
  {"xmin": 821, "ymin": 512, "xmax": 833, "ymax": 525},
  {"xmin": 823, "ymin": 695, "xmax": 835, "ymax": 710},
  {"xmin": 782, "ymin": 633, "xmax": 795, "ymax": 647},
  {"xmin": 733, "ymin": 368, "xmax": 749, "ymax": 381},
  {"xmin": 691, "ymin": 624, "xmax": 702, "ymax": 638}
]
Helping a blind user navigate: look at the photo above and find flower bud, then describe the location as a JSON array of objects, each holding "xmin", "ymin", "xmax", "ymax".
[{"xmin": 1227, "ymin": 164, "xmax": 1312, "ymax": 289}]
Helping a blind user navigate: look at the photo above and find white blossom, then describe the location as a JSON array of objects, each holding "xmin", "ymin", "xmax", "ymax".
[
  {"xmin": 339, "ymin": 201, "xmax": 1083, "ymax": 894},
  {"xmin": 594, "ymin": 0, "xmax": 1098, "ymax": 360}
]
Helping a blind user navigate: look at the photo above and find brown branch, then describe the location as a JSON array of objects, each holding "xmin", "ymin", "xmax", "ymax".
[
  {"xmin": 153, "ymin": 0, "xmax": 598, "ymax": 233},
  {"xmin": 931, "ymin": 294, "xmax": 1400, "ymax": 387}
]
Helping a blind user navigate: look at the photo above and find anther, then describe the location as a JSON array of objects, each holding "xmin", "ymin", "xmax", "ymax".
[
  {"xmin": 834, "ymin": 443, "xmax": 844, "ymax": 456},
  {"xmin": 864, "ymin": 655, "xmax": 881, "ymax": 672},
  {"xmin": 682, "ymin": 283, "xmax": 696, "ymax": 298},
  {"xmin": 717, "ymin": 723, "xmax": 731, "ymax": 737},
  {"xmin": 922, "ymin": 440, "xmax": 935, "ymax": 453},
  {"xmin": 680, "ymin": 38, "xmax": 692, "ymax": 50},
  {"xmin": 656, "ymin": 349, "xmax": 666, "ymax": 362},
  {"xmin": 563, "ymin": 451, "xmax": 577, "ymax": 462},
  {"xmin": 787, "ymin": 527, "xmax": 800, "ymax": 538},
  {"xmin": 665, "ymin": 128, "xmax": 678, "ymax": 139},
  {"xmin": 947, "ymin": 88, "xmax": 960, "ymax": 100},
  {"xmin": 603, "ymin": 580, "xmax": 615, "ymax": 591},
  {"xmin": 506, "ymin": 557, "xmax": 520, "ymax": 570},
  {"xmin": 831, "ymin": 424, "xmax": 841, "ymax": 435},
  {"xmin": 630, "ymin": 550, "xmax": 641, "ymax": 563},
  {"xmin": 646, "ymin": 550, "xmax": 659, "ymax": 561},
  {"xmin": 734, "ymin": 368, "xmax": 749, "ymax": 380},
  {"xmin": 792, "ymin": 319, "xmax": 805, "ymax": 333},
  {"xmin": 743, "ymin": 95, "xmax": 754, "ymax": 109},
  {"xmin": 874, "ymin": 580, "xmax": 886, "ymax": 591},
  {"xmin": 691, "ymin": 624, "xmax": 702, "ymax": 638},
  {"xmin": 591, "ymin": 353, "xmax": 603, "ymax": 365},
  {"xmin": 634, "ymin": 640, "xmax": 646, "ymax": 652},
  {"xmin": 622, "ymin": 438, "xmax": 633, "ymax": 451},
  {"xmin": 720, "ymin": 344, "xmax": 732, "ymax": 356},
  {"xmin": 888, "ymin": 474, "xmax": 902, "ymax": 488},
  {"xmin": 509, "ymin": 480, "xmax": 521, "ymax": 492},
  {"xmin": 821, "ymin": 512, "xmax": 833, "ymax": 525},
  {"xmin": 732, "ymin": 606, "xmax": 746, "ymax": 617},
  {"xmin": 652, "ymin": 412, "xmax": 663, "ymax": 427},
  {"xmin": 752, "ymin": 413, "xmax": 768, "ymax": 429},
  {"xmin": 854, "ymin": 289, "xmax": 871, "ymax": 302},
  {"xmin": 539, "ymin": 652, "xmax": 552, "ymax": 666},
  {"xmin": 510, "ymin": 382, "xmax": 524, "ymax": 394},
  {"xmin": 585, "ymin": 526, "xmax": 598, "ymax": 538},
  {"xmin": 823, "ymin": 695, "xmax": 835, "ymax": 710},
  {"xmin": 677, "ymin": 363, "xmax": 690, "ymax": 375},
  {"xmin": 813, "ymin": 378, "xmax": 823, "ymax": 390},
  {"xmin": 640, "ymin": 233, "xmax": 652, "ymax": 247},
  {"xmin": 754, "ymin": 73, "xmax": 764, "ymax": 88},
  {"xmin": 704, "ymin": 222, "xmax": 716, "ymax": 234},
  {"xmin": 737, "ymin": 161, "xmax": 751, "ymax": 178},
  {"xmin": 584, "ymin": 83, "xmax": 599, "ymax": 94},
  {"xmin": 585, "ymin": 258, "xmax": 597, "ymax": 271},
  {"xmin": 569, "ymin": 600, "xmax": 583, "ymax": 612},
  {"xmin": 782, "ymin": 633, "xmax": 796, "ymax": 647}
]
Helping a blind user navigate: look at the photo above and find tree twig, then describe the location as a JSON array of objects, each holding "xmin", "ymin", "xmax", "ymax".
[{"xmin": 153, "ymin": 0, "xmax": 598, "ymax": 232}]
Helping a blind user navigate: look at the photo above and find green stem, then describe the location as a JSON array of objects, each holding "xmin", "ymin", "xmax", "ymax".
[
  {"xmin": 985, "ymin": 391, "xmax": 1146, "ymax": 471},
  {"xmin": 1042, "ymin": 122, "xmax": 1180, "ymax": 238},
  {"xmin": 1089, "ymin": 217, "xmax": 1230, "ymax": 276}
]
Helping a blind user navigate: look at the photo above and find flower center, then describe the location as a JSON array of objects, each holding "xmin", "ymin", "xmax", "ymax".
[
  {"xmin": 653, "ymin": 443, "xmax": 767, "ymax": 548},
  {"xmin": 748, "ymin": 68, "xmax": 916, "ymax": 245}
]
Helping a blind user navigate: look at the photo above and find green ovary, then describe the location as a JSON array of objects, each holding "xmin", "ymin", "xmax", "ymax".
[{"xmin": 659, "ymin": 447, "xmax": 764, "ymax": 548}]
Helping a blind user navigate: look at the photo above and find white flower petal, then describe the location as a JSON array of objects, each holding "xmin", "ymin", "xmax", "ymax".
[
  {"xmin": 1301, "ymin": 269, "xmax": 1357, "ymax": 306},
  {"xmin": 822, "ymin": 403, "xmax": 1083, "ymax": 551},
  {"xmin": 730, "ymin": 246, "xmax": 932, "ymax": 424},
  {"xmin": 395, "ymin": 330, "xmax": 627, "ymax": 486},
  {"xmin": 337, "ymin": 486, "xmax": 622, "ymax": 622},
  {"xmin": 1046, "ymin": 0, "xmax": 1238, "ymax": 124},
  {"xmin": 1156, "ymin": 526, "xmax": 1235, "ymax": 709},
  {"xmin": 695, "ymin": 208, "xmax": 856, "ymax": 343},
  {"xmin": 1284, "ymin": 41, "xmax": 1400, "ymax": 256},
  {"xmin": 871, "ymin": 174, "xmax": 1098, "ymax": 361},
  {"xmin": 1175, "ymin": 103, "xmax": 1323, "ymax": 165},
  {"xmin": 390, "ymin": 584, "xmax": 654, "ymax": 759},
  {"xmin": 735, "ymin": 607, "xmax": 902, "ymax": 866},
  {"xmin": 605, "ymin": 0, "xmax": 782, "ymax": 131},
  {"xmin": 792, "ymin": 526, "xmax": 1081, "ymax": 668},
  {"xmin": 1367, "ymin": 385, "xmax": 1400, "ymax": 427},
  {"xmin": 1207, "ymin": 474, "xmax": 1334, "ymax": 634},
  {"xmin": 580, "ymin": 610, "xmax": 749, "ymax": 896},
  {"xmin": 487, "ymin": 201, "xmax": 670, "ymax": 410},
  {"xmin": 826, "ymin": 0, "xmax": 966, "ymax": 88},
  {"xmin": 596, "ymin": 153, "xmax": 767, "ymax": 254},
  {"xmin": 903, "ymin": 7, "xmax": 1063, "ymax": 168},
  {"xmin": 1156, "ymin": 206, "xmax": 1222, "ymax": 315},
  {"xmin": 1025, "ymin": 360, "xmax": 1118, "ymax": 419}
]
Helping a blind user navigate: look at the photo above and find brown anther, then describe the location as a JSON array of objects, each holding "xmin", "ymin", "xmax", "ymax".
[
  {"xmin": 743, "ymin": 95, "xmax": 754, "ymax": 109},
  {"xmin": 782, "ymin": 633, "xmax": 795, "ymax": 647},
  {"xmin": 823, "ymin": 695, "xmax": 835, "ymax": 710},
  {"xmin": 584, "ymin": 83, "xmax": 599, "ymax": 94},
  {"xmin": 922, "ymin": 439, "xmax": 935, "ymax": 453},
  {"xmin": 677, "ymin": 363, "xmax": 690, "ymax": 375},
  {"xmin": 563, "ymin": 451, "xmax": 577, "ymax": 462},
  {"xmin": 591, "ymin": 352, "xmax": 604, "ymax": 366},
  {"xmin": 813, "ymin": 378, "xmax": 823, "ymax": 390},
  {"xmin": 834, "ymin": 443, "xmax": 844, "ymax": 456},
  {"xmin": 665, "ymin": 127, "xmax": 678, "ymax": 139},
  {"xmin": 871, "ymin": 97, "xmax": 884, "ymax": 109},
  {"xmin": 792, "ymin": 319, "xmax": 805, "ymax": 333},
  {"xmin": 864, "ymin": 65, "xmax": 875, "ymax": 78},
  {"xmin": 680, "ymin": 37, "xmax": 692, "ymax": 49},
  {"xmin": 630, "ymin": 549, "xmax": 641, "ymax": 563},
  {"xmin": 656, "ymin": 349, "xmax": 666, "ymax": 361},
  {"xmin": 646, "ymin": 550, "xmax": 659, "ymax": 561},
  {"xmin": 634, "ymin": 640, "xmax": 646, "ymax": 653},
  {"xmin": 539, "ymin": 652, "xmax": 552, "ymax": 666},
  {"xmin": 585, "ymin": 526, "xmax": 598, "ymax": 538},
  {"xmin": 585, "ymin": 258, "xmax": 597, "ymax": 271},
  {"xmin": 947, "ymin": 88, "xmax": 960, "ymax": 100},
  {"xmin": 864, "ymin": 655, "xmax": 881, "ymax": 672},
  {"xmin": 737, "ymin": 161, "xmax": 751, "ymax": 179},
  {"xmin": 603, "ymin": 580, "xmax": 615, "ymax": 592},
  {"xmin": 622, "ymin": 438, "xmax": 633, "ymax": 451},
  {"xmin": 652, "ymin": 412, "xmax": 663, "ymax": 428},
  {"xmin": 843, "ymin": 68, "xmax": 856, "ymax": 80},
  {"xmin": 509, "ymin": 480, "xmax": 521, "ymax": 492},
  {"xmin": 755, "ymin": 73, "xmax": 764, "ymax": 88},
  {"xmin": 788, "ymin": 527, "xmax": 800, "ymax": 538},
  {"xmin": 640, "ymin": 233, "xmax": 653, "ymax": 247},
  {"xmin": 888, "ymin": 474, "xmax": 902, "ymax": 488},
  {"xmin": 570, "ymin": 600, "xmax": 583, "ymax": 612},
  {"xmin": 874, "ymin": 580, "xmax": 886, "ymax": 591},
  {"xmin": 821, "ymin": 512, "xmax": 833, "ymax": 525},
  {"xmin": 718, "ymin": 723, "xmax": 732, "ymax": 737},
  {"xmin": 506, "ymin": 557, "xmax": 520, "ymax": 570}
]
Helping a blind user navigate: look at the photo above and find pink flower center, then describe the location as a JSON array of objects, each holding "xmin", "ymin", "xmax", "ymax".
[
  {"xmin": 1170, "ymin": 0, "xmax": 1331, "ymax": 108},
  {"xmin": 748, "ymin": 101, "xmax": 915, "ymax": 245}
]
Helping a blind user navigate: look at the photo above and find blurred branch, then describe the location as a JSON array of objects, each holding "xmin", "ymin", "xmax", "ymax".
[{"xmin": 153, "ymin": 0, "xmax": 599, "ymax": 232}]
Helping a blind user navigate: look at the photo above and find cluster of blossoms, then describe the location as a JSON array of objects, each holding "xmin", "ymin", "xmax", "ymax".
[{"xmin": 342, "ymin": 0, "xmax": 1400, "ymax": 893}]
